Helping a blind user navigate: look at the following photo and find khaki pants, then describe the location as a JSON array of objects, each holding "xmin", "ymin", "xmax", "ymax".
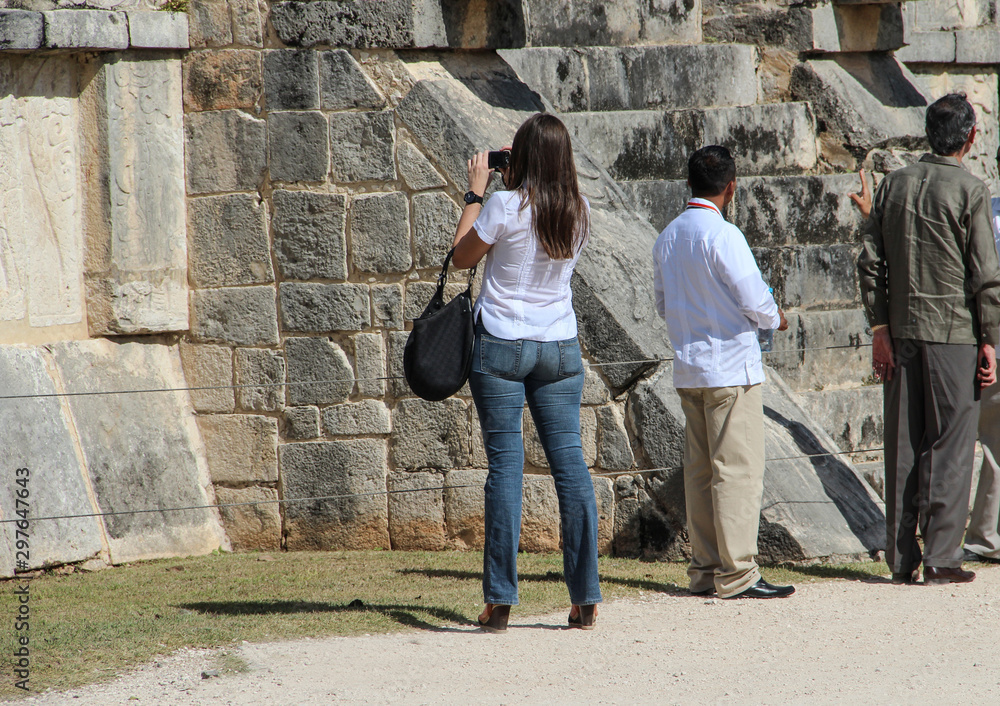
[
  {"xmin": 966, "ymin": 379, "xmax": 1000, "ymax": 559},
  {"xmin": 678, "ymin": 384, "xmax": 765, "ymax": 598}
]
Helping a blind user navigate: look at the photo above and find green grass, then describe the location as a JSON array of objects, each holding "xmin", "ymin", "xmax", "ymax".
[{"xmin": 0, "ymin": 550, "xmax": 890, "ymax": 700}]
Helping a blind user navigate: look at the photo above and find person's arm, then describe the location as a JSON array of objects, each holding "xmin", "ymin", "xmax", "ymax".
[
  {"xmin": 966, "ymin": 185, "xmax": 1000, "ymax": 387},
  {"xmin": 712, "ymin": 233, "xmax": 784, "ymax": 330},
  {"xmin": 652, "ymin": 245, "xmax": 667, "ymax": 322},
  {"xmin": 857, "ymin": 180, "xmax": 894, "ymax": 380},
  {"xmin": 452, "ymin": 150, "xmax": 497, "ymax": 269}
]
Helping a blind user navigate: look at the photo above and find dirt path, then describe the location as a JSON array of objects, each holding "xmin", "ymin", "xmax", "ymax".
[{"xmin": 21, "ymin": 566, "xmax": 1000, "ymax": 705}]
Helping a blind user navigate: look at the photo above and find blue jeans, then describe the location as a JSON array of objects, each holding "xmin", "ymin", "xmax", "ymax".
[{"xmin": 469, "ymin": 324, "xmax": 603, "ymax": 606}]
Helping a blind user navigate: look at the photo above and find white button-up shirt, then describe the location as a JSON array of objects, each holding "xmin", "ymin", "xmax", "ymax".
[{"xmin": 653, "ymin": 197, "xmax": 780, "ymax": 388}]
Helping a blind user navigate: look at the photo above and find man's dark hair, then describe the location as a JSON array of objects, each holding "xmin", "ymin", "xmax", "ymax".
[
  {"xmin": 926, "ymin": 93, "xmax": 976, "ymax": 156},
  {"xmin": 688, "ymin": 145, "xmax": 736, "ymax": 197}
]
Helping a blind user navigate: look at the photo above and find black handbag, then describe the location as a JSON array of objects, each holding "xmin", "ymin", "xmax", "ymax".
[{"xmin": 403, "ymin": 248, "xmax": 478, "ymax": 401}]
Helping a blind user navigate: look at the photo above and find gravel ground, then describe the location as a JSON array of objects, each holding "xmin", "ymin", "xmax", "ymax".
[{"xmin": 19, "ymin": 566, "xmax": 1000, "ymax": 705}]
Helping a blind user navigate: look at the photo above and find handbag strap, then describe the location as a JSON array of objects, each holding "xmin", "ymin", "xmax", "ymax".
[{"xmin": 441, "ymin": 247, "xmax": 478, "ymax": 294}]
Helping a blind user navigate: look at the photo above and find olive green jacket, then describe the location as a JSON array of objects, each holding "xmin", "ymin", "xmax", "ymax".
[{"xmin": 857, "ymin": 153, "xmax": 1000, "ymax": 346}]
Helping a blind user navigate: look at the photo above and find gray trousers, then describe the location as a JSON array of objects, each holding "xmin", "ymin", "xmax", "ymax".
[
  {"xmin": 966, "ymin": 380, "xmax": 1000, "ymax": 558},
  {"xmin": 883, "ymin": 339, "xmax": 978, "ymax": 572}
]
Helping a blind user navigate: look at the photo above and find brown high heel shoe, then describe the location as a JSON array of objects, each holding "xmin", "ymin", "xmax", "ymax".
[
  {"xmin": 478, "ymin": 603, "xmax": 510, "ymax": 633},
  {"xmin": 568, "ymin": 604, "xmax": 597, "ymax": 629}
]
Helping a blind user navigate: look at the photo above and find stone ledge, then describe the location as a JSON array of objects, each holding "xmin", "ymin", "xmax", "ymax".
[
  {"xmin": 956, "ymin": 28, "xmax": 1000, "ymax": 65},
  {"xmin": 897, "ymin": 31, "xmax": 956, "ymax": 64},
  {"xmin": 0, "ymin": 9, "xmax": 189, "ymax": 52}
]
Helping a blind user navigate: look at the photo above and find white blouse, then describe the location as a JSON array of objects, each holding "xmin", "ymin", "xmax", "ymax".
[{"xmin": 473, "ymin": 190, "xmax": 588, "ymax": 342}]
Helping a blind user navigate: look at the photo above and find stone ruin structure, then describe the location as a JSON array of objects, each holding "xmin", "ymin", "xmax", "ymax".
[{"xmin": 1, "ymin": 0, "xmax": 998, "ymax": 576}]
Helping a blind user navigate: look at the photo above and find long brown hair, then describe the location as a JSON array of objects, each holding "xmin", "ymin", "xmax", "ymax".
[{"xmin": 504, "ymin": 113, "xmax": 589, "ymax": 260}]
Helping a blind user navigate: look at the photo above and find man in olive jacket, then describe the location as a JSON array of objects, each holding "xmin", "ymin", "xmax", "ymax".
[{"xmin": 858, "ymin": 93, "xmax": 1000, "ymax": 585}]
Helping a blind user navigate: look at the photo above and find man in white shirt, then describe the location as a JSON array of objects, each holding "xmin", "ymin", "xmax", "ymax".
[
  {"xmin": 652, "ymin": 145, "xmax": 793, "ymax": 599},
  {"xmin": 965, "ymin": 146, "xmax": 1000, "ymax": 564}
]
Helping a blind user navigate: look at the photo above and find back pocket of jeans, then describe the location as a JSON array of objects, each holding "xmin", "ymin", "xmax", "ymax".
[
  {"xmin": 480, "ymin": 334, "xmax": 522, "ymax": 379},
  {"xmin": 557, "ymin": 338, "xmax": 583, "ymax": 378}
]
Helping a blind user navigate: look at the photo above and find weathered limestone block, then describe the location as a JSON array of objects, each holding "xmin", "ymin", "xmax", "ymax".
[
  {"xmin": 323, "ymin": 399, "xmax": 391, "ymax": 436},
  {"xmin": 596, "ymin": 404, "xmax": 634, "ymax": 471},
  {"xmin": 611, "ymin": 472, "xmax": 686, "ymax": 560},
  {"xmin": 52, "ymin": 340, "xmax": 226, "ymax": 564},
  {"xmin": 188, "ymin": 194, "xmax": 272, "ymax": 287},
  {"xmin": 191, "ymin": 286, "xmax": 279, "ymax": 346},
  {"xmin": 444, "ymin": 469, "xmax": 487, "ymax": 549},
  {"xmin": 391, "ymin": 398, "xmax": 470, "ymax": 470},
  {"xmin": 500, "ymin": 45, "xmax": 758, "ymax": 113},
  {"xmin": 0, "ymin": 347, "xmax": 104, "ymax": 576},
  {"xmin": 797, "ymin": 386, "xmax": 884, "ymax": 454},
  {"xmin": 329, "ymin": 110, "xmax": 396, "ymax": 182},
  {"xmin": 284, "ymin": 336, "xmax": 354, "ymax": 405},
  {"xmin": 179, "ymin": 342, "xmax": 234, "ymax": 413},
  {"xmin": 754, "ymin": 244, "xmax": 860, "ymax": 311},
  {"xmin": 185, "ymin": 109, "xmax": 267, "ymax": 195},
  {"xmin": 350, "ymin": 192, "xmax": 412, "ymax": 273},
  {"xmin": 127, "ymin": 9, "xmax": 189, "ymax": 49},
  {"xmin": 272, "ymin": 190, "xmax": 347, "ymax": 281},
  {"xmin": 0, "ymin": 10, "xmax": 42, "ymax": 50},
  {"xmin": 790, "ymin": 55, "xmax": 927, "ymax": 156},
  {"xmin": 230, "ymin": 0, "xmax": 264, "ymax": 47},
  {"xmin": 809, "ymin": 3, "xmax": 904, "ymax": 52},
  {"xmin": 268, "ymin": 111, "xmax": 329, "ymax": 183},
  {"xmin": 470, "ymin": 407, "xmax": 488, "ymax": 468},
  {"xmin": 320, "ymin": 49, "xmax": 385, "ymax": 110},
  {"xmin": 388, "ymin": 471, "xmax": 447, "ymax": 550},
  {"xmin": 524, "ymin": 0, "xmax": 701, "ymax": 47},
  {"xmin": 234, "ymin": 348, "xmax": 285, "ymax": 412},
  {"xmin": 387, "ymin": 330, "xmax": 411, "ymax": 397},
  {"xmin": 280, "ymin": 439, "xmax": 390, "ymax": 550},
  {"xmin": 42, "ymin": 10, "xmax": 128, "ymax": 49},
  {"xmin": 619, "ymin": 179, "xmax": 690, "ymax": 236},
  {"xmin": 183, "ymin": 50, "xmax": 262, "ymax": 112},
  {"xmin": 353, "ymin": 332, "xmax": 386, "ymax": 398},
  {"xmin": 188, "ymin": 0, "xmax": 232, "ymax": 48},
  {"xmin": 520, "ymin": 475, "xmax": 560, "ymax": 552},
  {"xmin": 956, "ymin": 29, "xmax": 1000, "ymax": 64},
  {"xmin": 903, "ymin": 0, "xmax": 993, "ymax": 33},
  {"xmin": 283, "ymin": 405, "xmax": 321, "ymax": 440},
  {"xmin": 594, "ymin": 475, "xmax": 614, "ymax": 555},
  {"xmin": 214, "ymin": 486, "xmax": 281, "ymax": 551},
  {"xmin": 280, "ymin": 282, "xmax": 370, "ymax": 332},
  {"xmin": 523, "ymin": 406, "xmax": 596, "ymax": 468},
  {"xmin": 582, "ymin": 363, "xmax": 611, "ymax": 405},
  {"xmin": 703, "ymin": 103, "xmax": 817, "ymax": 176},
  {"xmin": 397, "ymin": 137, "xmax": 447, "ymax": 191},
  {"xmin": 0, "ymin": 57, "xmax": 84, "ymax": 331},
  {"xmin": 896, "ymin": 31, "xmax": 957, "ymax": 64},
  {"xmin": 263, "ymin": 49, "xmax": 320, "ymax": 110},
  {"xmin": 271, "ymin": 0, "xmax": 414, "ymax": 48},
  {"xmin": 768, "ymin": 309, "xmax": 873, "ymax": 391},
  {"xmin": 197, "ymin": 414, "xmax": 279, "ymax": 483},
  {"xmin": 372, "ymin": 283, "xmax": 404, "ymax": 330},
  {"xmin": 404, "ymin": 282, "xmax": 464, "ymax": 321},
  {"xmin": 413, "ymin": 192, "xmax": 462, "ymax": 268}
]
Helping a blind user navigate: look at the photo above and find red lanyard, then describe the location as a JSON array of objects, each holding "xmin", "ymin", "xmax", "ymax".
[{"xmin": 686, "ymin": 201, "xmax": 720, "ymax": 215}]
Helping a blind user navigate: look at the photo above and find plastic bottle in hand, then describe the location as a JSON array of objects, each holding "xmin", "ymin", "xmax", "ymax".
[{"xmin": 758, "ymin": 287, "xmax": 775, "ymax": 352}]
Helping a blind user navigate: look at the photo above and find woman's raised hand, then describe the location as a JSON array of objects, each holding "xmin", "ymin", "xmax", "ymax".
[{"xmin": 468, "ymin": 150, "xmax": 494, "ymax": 197}]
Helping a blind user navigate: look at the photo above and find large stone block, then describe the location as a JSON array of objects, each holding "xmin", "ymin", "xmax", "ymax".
[
  {"xmin": 767, "ymin": 309, "xmax": 872, "ymax": 391},
  {"xmin": 404, "ymin": 281, "xmax": 465, "ymax": 322},
  {"xmin": 797, "ymin": 386, "xmax": 884, "ymax": 454},
  {"xmin": 896, "ymin": 31, "xmax": 956, "ymax": 64},
  {"xmin": 185, "ymin": 109, "xmax": 267, "ymax": 195},
  {"xmin": 444, "ymin": 469, "xmax": 487, "ymax": 549},
  {"xmin": 188, "ymin": 0, "xmax": 232, "ymax": 48},
  {"xmin": 412, "ymin": 192, "xmax": 461, "ymax": 268},
  {"xmin": 271, "ymin": 0, "xmax": 414, "ymax": 48},
  {"xmin": 387, "ymin": 330, "xmax": 411, "ymax": 397},
  {"xmin": 353, "ymin": 332, "xmax": 386, "ymax": 398},
  {"xmin": 387, "ymin": 471, "xmax": 447, "ymax": 550},
  {"xmin": 754, "ymin": 244, "xmax": 860, "ymax": 311},
  {"xmin": 329, "ymin": 110, "xmax": 396, "ymax": 182},
  {"xmin": 284, "ymin": 336, "xmax": 354, "ymax": 405},
  {"xmin": 350, "ymin": 192, "xmax": 412, "ymax": 274},
  {"xmin": 500, "ymin": 45, "xmax": 758, "ymax": 113},
  {"xmin": 183, "ymin": 50, "xmax": 262, "ymax": 112},
  {"xmin": 956, "ymin": 29, "xmax": 1000, "ymax": 64},
  {"xmin": 524, "ymin": 0, "xmax": 700, "ymax": 47},
  {"xmin": 523, "ymin": 406, "xmax": 597, "ymax": 468},
  {"xmin": 272, "ymin": 190, "xmax": 348, "ymax": 281},
  {"xmin": 51, "ymin": 340, "xmax": 226, "ymax": 564},
  {"xmin": 188, "ymin": 194, "xmax": 273, "ymax": 288},
  {"xmin": 268, "ymin": 111, "xmax": 329, "ymax": 183},
  {"xmin": 234, "ymin": 348, "xmax": 285, "ymax": 413},
  {"xmin": 319, "ymin": 49, "xmax": 385, "ymax": 110},
  {"xmin": 596, "ymin": 404, "xmax": 634, "ymax": 471},
  {"xmin": 323, "ymin": 399, "xmax": 391, "ymax": 436},
  {"xmin": 391, "ymin": 398, "xmax": 470, "ymax": 470},
  {"xmin": 903, "ymin": 0, "xmax": 993, "ymax": 32},
  {"xmin": 0, "ymin": 347, "xmax": 104, "ymax": 576},
  {"xmin": 127, "ymin": 9, "xmax": 189, "ymax": 49},
  {"xmin": 372, "ymin": 283, "xmax": 404, "ymax": 330},
  {"xmin": 520, "ymin": 475, "xmax": 561, "ymax": 552},
  {"xmin": 214, "ymin": 486, "xmax": 281, "ymax": 551},
  {"xmin": 809, "ymin": 4, "xmax": 904, "ymax": 53},
  {"xmin": 197, "ymin": 414, "xmax": 279, "ymax": 483},
  {"xmin": 0, "ymin": 10, "xmax": 42, "ymax": 50},
  {"xmin": 179, "ymin": 342, "xmax": 234, "ymax": 414},
  {"xmin": 42, "ymin": 10, "xmax": 128, "ymax": 50},
  {"xmin": 263, "ymin": 49, "xmax": 320, "ymax": 110},
  {"xmin": 397, "ymin": 137, "xmax": 447, "ymax": 191},
  {"xmin": 280, "ymin": 439, "xmax": 390, "ymax": 550},
  {"xmin": 191, "ymin": 286, "xmax": 279, "ymax": 346},
  {"xmin": 594, "ymin": 475, "xmax": 614, "ymax": 555},
  {"xmin": 280, "ymin": 282, "xmax": 371, "ymax": 333},
  {"xmin": 703, "ymin": 103, "xmax": 817, "ymax": 176},
  {"xmin": 283, "ymin": 405, "xmax": 320, "ymax": 440},
  {"xmin": 230, "ymin": 0, "xmax": 264, "ymax": 47}
]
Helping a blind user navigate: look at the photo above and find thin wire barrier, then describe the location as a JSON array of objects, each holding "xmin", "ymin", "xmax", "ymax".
[
  {"xmin": 0, "ymin": 343, "xmax": 874, "ymax": 402},
  {"xmin": 3, "ymin": 447, "xmax": 885, "ymax": 526}
]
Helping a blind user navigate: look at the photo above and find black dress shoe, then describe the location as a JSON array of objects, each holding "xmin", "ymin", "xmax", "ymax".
[
  {"xmin": 690, "ymin": 587, "xmax": 716, "ymax": 597},
  {"xmin": 923, "ymin": 566, "xmax": 976, "ymax": 585},
  {"xmin": 963, "ymin": 548, "xmax": 1000, "ymax": 564},
  {"xmin": 721, "ymin": 579, "xmax": 795, "ymax": 599},
  {"xmin": 891, "ymin": 571, "xmax": 918, "ymax": 585}
]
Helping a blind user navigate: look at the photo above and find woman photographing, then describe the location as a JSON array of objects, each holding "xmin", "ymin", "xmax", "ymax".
[{"xmin": 451, "ymin": 113, "xmax": 602, "ymax": 633}]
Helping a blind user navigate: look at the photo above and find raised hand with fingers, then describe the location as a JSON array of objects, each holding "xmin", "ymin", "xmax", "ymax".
[{"xmin": 848, "ymin": 168, "xmax": 873, "ymax": 219}]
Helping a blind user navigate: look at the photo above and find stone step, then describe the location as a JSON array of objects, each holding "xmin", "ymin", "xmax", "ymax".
[
  {"xmin": 499, "ymin": 44, "xmax": 759, "ymax": 113},
  {"xmin": 766, "ymin": 309, "xmax": 873, "ymax": 392},
  {"xmin": 561, "ymin": 103, "xmax": 816, "ymax": 181},
  {"xmin": 797, "ymin": 386, "xmax": 884, "ymax": 455},
  {"xmin": 622, "ymin": 173, "xmax": 865, "ymax": 247},
  {"xmin": 754, "ymin": 244, "xmax": 860, "ymax": 312}
]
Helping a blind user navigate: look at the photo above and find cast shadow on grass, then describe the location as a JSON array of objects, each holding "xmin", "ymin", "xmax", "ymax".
[
  {"xmin": 396, "ymin": 568, "xmax": 689, "ymax": 595},
  {"xmin": 178, "ymin": 600, "xmax": 474, "ymax": 633},
  {"xmin": 775, "ymin": 563, "xmax": 893, "ymax": 584}
]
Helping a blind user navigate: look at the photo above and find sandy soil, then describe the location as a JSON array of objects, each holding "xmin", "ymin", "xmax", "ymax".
[{"xmin": 19, "ymin": 566, "xmax": 1000, "ymax": 705}]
